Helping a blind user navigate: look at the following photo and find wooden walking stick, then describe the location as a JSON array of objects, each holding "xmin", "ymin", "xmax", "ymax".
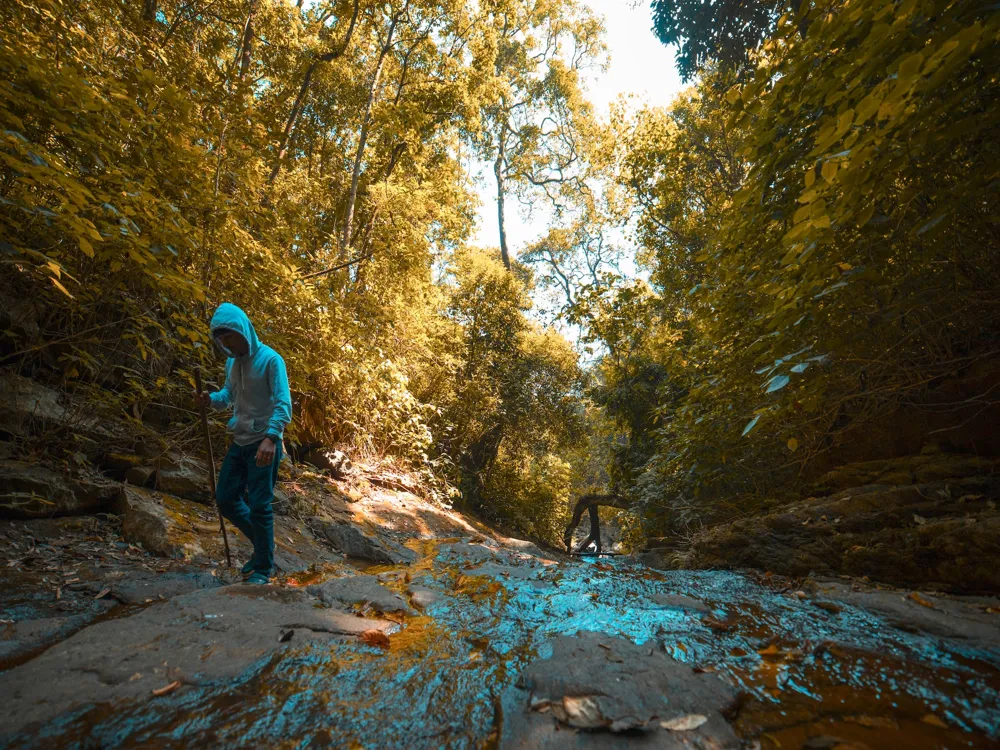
[{"xmin": 194, "ymin": 366, "xmax": 232, "ymax": 567}]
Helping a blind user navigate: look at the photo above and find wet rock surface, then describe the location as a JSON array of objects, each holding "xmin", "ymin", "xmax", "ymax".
[
  {"xmin": 0, "ymin": 458, "xmax": 998, "ymax": 749},
  {"xmin": 501, "ymin": 631, "xmax": 739, "ymax": 747},
  {"xmin": 0, "ymin": 584, "xmax": 397, "ymax": 740}
]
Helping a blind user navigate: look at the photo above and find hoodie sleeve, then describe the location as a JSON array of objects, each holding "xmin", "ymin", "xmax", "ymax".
[
  {"xmin": 208, "ymin": 360, "xmax": 234, "ymax": 410},
  {"xmin": 267, "ymin": 354, "xmax": 292, "ymax": 436}
]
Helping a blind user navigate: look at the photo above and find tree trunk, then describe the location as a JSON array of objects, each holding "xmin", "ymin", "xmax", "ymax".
[
  {"xmin": 142, "ymin": 0, "xmax": 157, "ymax": 24},
  {"xmin": 237, "ymin": 0, "xmax": 258, "ymax": 82},
  {"xmin": 341, "ymin": 13, "xmax": 399, "ymax": 255},
  {"xmin": 563, "ymin": 494, "xmax": 630, "ymax": 552},
  {"xmin": 269, "ymin": 0, "xmax": 360, "ymax": 185},
  {"xmin": 494, "ymin": 129, "xmax": 511, "ymax": 270},
  {"xmin": 269, "ymin": 61, "xmax": 317, "ymax": 184}
]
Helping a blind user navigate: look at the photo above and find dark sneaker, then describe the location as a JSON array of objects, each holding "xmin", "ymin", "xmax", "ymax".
[
  {"xmin": 241, "ymin": 559, "xmax": 257, "ymax": 576},
  {"xmin": 246, "ymin": 572, "xmax": 270, "ymax": 585}
]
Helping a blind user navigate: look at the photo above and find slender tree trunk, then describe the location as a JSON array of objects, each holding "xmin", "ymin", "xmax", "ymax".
[
  {"xmin": 237, "ymin": 0, "xmax": 257, "ymax": 82},
  {"xmin": 270, "ymin": 61, "xmax": 317, "ymax": 184},
  {"xmin": 142, "ymin": 0, "xmax": 157, "ymax": 24},
  {"xmin": 341, "ymin": 13, "xmax": 399, "ymax": 255},
  {"xmin": 494, "ymin": 130, "xmax": 511, "ymax": 270},
  {"xmin": 269, "ymin": 0, "xmax": 360, "ymax": 185}
]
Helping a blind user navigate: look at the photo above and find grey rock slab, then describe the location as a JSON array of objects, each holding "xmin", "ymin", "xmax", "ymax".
[
  {"xmin": 812, "ymin": 579, "xmax": 1000, "ymax": 650},
  {"xmin": 0, "ymin": 584, "xmax": 395, "ymax": 740},
  {"xmin": 108, "ymin": 569, "xmax": 224, "ymax": 605},
  {"xmin": 308, "ymin": 574, "xmax": 414, "ymax": 614},
  {"xmin": 500, "ymin": 631, "xmax": 740, "ymax": 749},
  {"xmin": 0, "ymin": 461, "xmax": 123, "ymax": 519},
  {"xmin": 309, "ymin": 516, "xmax": 417, "ymax": 565},
  {"xmin": 0, "ymin": 612, "xmax": 105, "ymax": 667}
]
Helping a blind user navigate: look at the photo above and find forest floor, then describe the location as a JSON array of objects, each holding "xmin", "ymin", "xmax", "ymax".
[{"xmin": 1, "ymin": 374, "xmax": 999, "ymax": 748}]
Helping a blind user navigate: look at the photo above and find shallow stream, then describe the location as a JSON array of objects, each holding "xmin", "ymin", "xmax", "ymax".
[{"xmin": 23, "ymin": 539, "xmax": 1000, "ymax": 748}]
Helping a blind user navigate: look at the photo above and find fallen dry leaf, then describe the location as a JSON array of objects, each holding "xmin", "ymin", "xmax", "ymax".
[
  {"xmin": 812, "ymin": 601, "xmax": 843, "ymax": 614},
  {"xmin": 360, "ymin": 629, "xmax": 390, "ymax": 649},
  {"xmin": 921, "ymin": 713, "xmax": 948, "ymax": 729},
  {"xmin": 529, "ymin": 696, "xmax": 551, "ymax": 713},
  {"xmin": 151, "ymin": 680, "xmax": 181, "ymax": 697},
  {"xmin": 94, "ymin": 587, "xmax": 111, "ymax": 600},
  {"xmin": 661, "ymin": 714, "xmax": 708, "ymax": 731},
  {"xmin": 556, "ymin": 695, "xmax": 606, "ymax": 729},
  {"xmin": 757, "ymin": 644, "xmax": 786, "ymax": 659},
  {"xmin": 845, "ymin": 715, "xmax": 898, "ymax": 730},
  {"xmin": 907, "ymin": 592, "xmax": 937, "ymax": 609}
]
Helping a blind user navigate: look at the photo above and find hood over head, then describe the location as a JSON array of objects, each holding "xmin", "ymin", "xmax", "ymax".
[{"xmin": 210, "ymin": 302, "xmax": 260, "ymax": 358}]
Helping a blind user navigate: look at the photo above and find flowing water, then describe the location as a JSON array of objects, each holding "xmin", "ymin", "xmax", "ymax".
[{"xmin": 18, "ymin": 539, "xmax": 1000, "ymax": 748}]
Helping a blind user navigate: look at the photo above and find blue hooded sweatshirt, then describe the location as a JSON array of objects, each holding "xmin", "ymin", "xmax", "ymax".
[{"xmin": 208, "ymin": 303, "xmax": 292, "ymax": 447}]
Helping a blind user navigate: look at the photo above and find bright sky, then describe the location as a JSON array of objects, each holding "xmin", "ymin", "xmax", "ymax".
[{"xmin": 470, "ymin": 0, "xmax": 685, "ymax": 251}]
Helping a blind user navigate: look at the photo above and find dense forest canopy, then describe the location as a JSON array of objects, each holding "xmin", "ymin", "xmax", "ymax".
[{"xmin": 1, "ymin": 0, "xmax": 997, "ymax": 548}]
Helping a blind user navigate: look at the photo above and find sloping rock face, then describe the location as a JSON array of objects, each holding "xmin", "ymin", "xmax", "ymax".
[
  {"xmin": 500, "ymin": 631, "xmax": 739, "ymax": 748},
  {"xmin": 0, "ymin": 461, "xmax": 123, "ymax": 519},
  {"xmin": 680, "ymin": 453, "xmax": 1000, "ymax": 593},
  {"xmin": 114, "ymin": 486, "xmax": 209, "ymax": 559},
  {"xmin": 0, "ymin": 585, "xmax": 397, "ymax": 741},
  {"xmin": 0, "ymin": 375, "xmax": 71, "ymax": 438},
  {"xmin": 309, "ymin": 516, "xmax": 417, "ymax": 564}
]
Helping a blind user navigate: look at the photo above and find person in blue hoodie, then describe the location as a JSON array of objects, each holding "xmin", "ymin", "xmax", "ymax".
[{"xmin": 195, "ymin": 303, "xmax": 292, "ymax": 584}]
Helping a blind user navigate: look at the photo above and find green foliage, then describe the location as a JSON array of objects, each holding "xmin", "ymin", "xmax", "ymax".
[
  {"xmin": 592, "ymin": 0, "xmax": 1000, "ymax": 534},
  {"xmin": 0, "ymin": 0, "xmax": 588, "ymax": 535},
  {"xmin": 650, "ymin": 0, "xmax": 787, "ymax": 80},
  {"xmin": 435, "ymin": 249, "xmax": 584, "ymax": 543}
]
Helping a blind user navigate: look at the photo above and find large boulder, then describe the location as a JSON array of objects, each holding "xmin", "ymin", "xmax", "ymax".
[
  {"xmin": 0, "ymin": 374, "xmax": 107, "ymax": 441},
  {"xmin": 309, "ymin": 516, "xmax": 417, "ymax": 565},
  {"xmin": 811, "ymin": 453, "xmax": 1000, "ymax": 496},
  {"xmin": 114, "ymin": 486, "xmax": 208, "ymax": 559},
  {"xmin": 154, "ymin": 453, "xmax": 211, "ymax": 503},
  {"xmin": 0, "ymin": 461, "xmax": 122, "ymax": 519},
  {"xmin": 500, "ymin": 631, "xmax": 740, "ymax": 748},
  {"xmin": 0, "ymin": 375, "xmax": 67, "ymax": 438}
]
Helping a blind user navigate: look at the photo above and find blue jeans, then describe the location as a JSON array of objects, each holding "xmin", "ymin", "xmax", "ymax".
[{"xmin": 216, "ymin": 439, "xmax": 281, "ymax": 575}]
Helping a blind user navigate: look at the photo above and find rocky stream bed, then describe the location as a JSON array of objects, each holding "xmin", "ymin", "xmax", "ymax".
[
  {"xmin": 2, "ymin": 486, "xmax": 999, "ymax": 749},
  {"xmin": 2, "ymin": 374, "xmax": 999, "ymax": 748}
]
